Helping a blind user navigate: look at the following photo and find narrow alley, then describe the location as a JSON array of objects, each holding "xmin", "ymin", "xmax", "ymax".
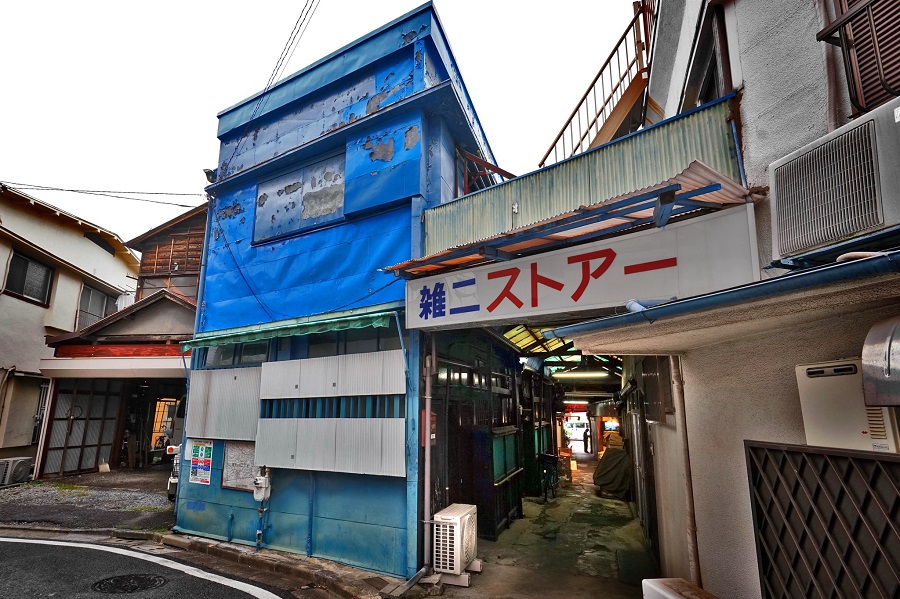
[{"xmin": 444, "ymin": 442, "xmax": 652, "ymax": 599}]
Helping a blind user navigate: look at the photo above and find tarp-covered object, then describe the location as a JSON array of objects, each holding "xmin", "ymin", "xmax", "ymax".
[{"xmin": 593, "ymin": 448, "xmax": 633, "ymax": 500}]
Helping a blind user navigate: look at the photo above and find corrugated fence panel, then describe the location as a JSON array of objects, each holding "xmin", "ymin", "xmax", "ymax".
[
  {"xmin": 185, "ymin": 370, "xmax": 211, "ymax": 438},
  {"xmin": 261, "ymin": 351, "xmax": 406, "ymax": 399},
  {"xmin": 425, "ymin": 100, "xmax": 738, "ymax": 254},
  {"xmin": 260, "ymin": 360, "xmax": 301, "ymax": 399},
  {"xmin": 187, "ymin": 367, "xmax": 261, "ymax": 441},
  {"xmin": 255, "ymin": 419, "xmax": 299, "ymax": 468}
]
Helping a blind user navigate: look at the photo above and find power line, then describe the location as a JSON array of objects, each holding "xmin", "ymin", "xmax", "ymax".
[
  {"xmin": 219, "ymin": 0, "xmax": 319, "ymax": 179},
  {"xmin": 1, "ymin": 181, "xmax": 203, "ymax": 208}
]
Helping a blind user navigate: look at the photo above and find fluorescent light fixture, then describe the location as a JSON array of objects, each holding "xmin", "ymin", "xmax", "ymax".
[
  {"xmin": 552, "ymin": 371, "xmax": 609, "ymax": 379},
  {"xmin": 563, "ymin": 400, "xmax": 589, "ymax": 405}
]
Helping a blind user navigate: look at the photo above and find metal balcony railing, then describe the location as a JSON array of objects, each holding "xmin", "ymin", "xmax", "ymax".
[{"xmin": 539, "ymin": 0, "xmax": 656, "ymax": 168}]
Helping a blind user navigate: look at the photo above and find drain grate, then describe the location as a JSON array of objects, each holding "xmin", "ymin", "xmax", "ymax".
[{"xmin": 91, "ymin": 574, "xmax": 168, "ymax": 594}]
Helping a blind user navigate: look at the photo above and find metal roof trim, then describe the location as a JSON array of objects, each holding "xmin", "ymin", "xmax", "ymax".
[{"xmin": 546, "ymin": 250, "xmax": 900, "ymax": 340}]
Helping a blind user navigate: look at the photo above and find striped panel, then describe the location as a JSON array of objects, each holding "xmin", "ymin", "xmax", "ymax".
[
  {"xmin": 254, "ymin": 419, "xmax": 299, "ymax": 469},
  {"xmin": 260, "ymin": 395, "xmax": 405, "ymax": 419}
]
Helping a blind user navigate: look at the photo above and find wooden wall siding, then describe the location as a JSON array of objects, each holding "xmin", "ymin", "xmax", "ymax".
[
  {"xmin": 138, "ymin": 218, "xmax": 206, "ymax": 276},
  {"xmin": 55, "ymin": 344, "xmax": 190, "ymax": 358}
]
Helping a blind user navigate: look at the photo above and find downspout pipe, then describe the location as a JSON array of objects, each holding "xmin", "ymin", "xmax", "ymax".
[
  {"xmin": 670, "ymin": 356, "xmax": 701, "ymax": 586},
  {"xmin": 422, "ymin": 335, "xmax": 436, "ymax": 571}
]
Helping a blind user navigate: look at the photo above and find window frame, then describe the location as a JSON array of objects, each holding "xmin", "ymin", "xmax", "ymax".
[
  {"xmin": 77, "ymin": 284, "xmax": 117, "ymax": 329},
  {"xmin": 3, "ymin": 251, "xmax": 54, "ymax": 307}
]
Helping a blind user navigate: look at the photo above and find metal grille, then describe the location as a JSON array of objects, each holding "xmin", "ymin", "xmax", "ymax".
[
  {"xmin": 433, "ymin": 521, "xmax": 457, "ymax": 573},
  {"xmin": 745, "ymin": 441, "xmax": 900, "ymax": 599},
  {"xmin": 774, "ymin": 121, "xmax": 881, "ymax": 256}
]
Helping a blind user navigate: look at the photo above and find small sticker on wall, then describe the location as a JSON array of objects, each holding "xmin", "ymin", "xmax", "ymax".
[
  {"xmin": 894, "ymin": 106, "xmax": 900, "ymax": 123},
  {"xmin": 872, "ymin": 443, "xmax": 890, "ymax": 452},
  {"xmin": 189, "ymin": 439, "xmax": 214, "ymax": 485}
]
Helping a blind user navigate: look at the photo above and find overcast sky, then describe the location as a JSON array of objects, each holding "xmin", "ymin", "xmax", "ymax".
[{"xmin": 0, "ymin": 1, "xmax": 635, "ymax": 242}]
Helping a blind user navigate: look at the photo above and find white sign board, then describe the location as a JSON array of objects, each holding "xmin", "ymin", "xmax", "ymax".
[{"xmin": 406, "ymin": 205, "xmax": 758, "ymax": 329}]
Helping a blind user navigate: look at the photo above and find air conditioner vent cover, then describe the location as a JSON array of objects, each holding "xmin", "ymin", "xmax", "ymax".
[{"xmin": 774, "ymin": 121, "xmax": 881, "ymax": 256}]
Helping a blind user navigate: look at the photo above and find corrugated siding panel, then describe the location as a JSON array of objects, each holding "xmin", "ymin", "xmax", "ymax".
[
  {"xmin": 260, "ymin": 360, "xmax": 302, "ymax": 399},
  {"xmin": 257, "ymin": 419, "xmax": 406, "ymax": 477},
  {"xmin": 186, "ymin": 368, "xmax": 260, "ymax": 440},
  {"xmin": 425, "ymin": 100, "xmax": 739, "ymax": 254},
  {"xmin": 185, "ymin": 370, "xmax": 211, "ymax": 438},
  {"xmin": 299, "ymin": 356, "xmax": 340, "ymax": 397},
  {"xmin": 295, "ymin": 419, "xmax": 338, "ymax": 472},
  {"xmin": 255, "ymin": 419, "xmax": 299, "ymax": 468},
  {"xmin": 261, "ymin": 351, "xmax": 406, "ymax": 399}
]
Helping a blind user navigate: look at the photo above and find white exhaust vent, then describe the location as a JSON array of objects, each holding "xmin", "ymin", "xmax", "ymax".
[{"xmin": 433, "ymin": 503, "xmax": 477, "ymax": 575}]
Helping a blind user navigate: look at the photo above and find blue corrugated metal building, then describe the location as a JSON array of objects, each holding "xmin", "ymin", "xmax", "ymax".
[{"xmin": 176, "ymin": 3, "xmax": 494, "ymax": 577}]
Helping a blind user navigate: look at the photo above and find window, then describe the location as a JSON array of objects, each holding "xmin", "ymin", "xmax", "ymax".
[
  {"xmin": 240, "ymin": 341, "xmax": 269, "ymax": 364},
  {"xmin": 205, "ymin": 344, "xmax": 236, "ymax": 367},
  {"xmin": 78, "ymin": 285, "xmax": 116, "ymax": 329},
  {"xmin": 138, "ymin": 275, "xmax": 199, "ymax": 300},
  {"xmin": 680, "ymin": 5, "xmax": 733, "ymax": 111},
  {"xmin": 253, "ymin": 155, "xmax": 345, "ymax": 243},
  {"xmin": 819, "ymin": 0, "xmax": 900, "ymax": 113},
  {"xmin": 4, "ymin": 252, "xmax": 52, "ymax": 305}
]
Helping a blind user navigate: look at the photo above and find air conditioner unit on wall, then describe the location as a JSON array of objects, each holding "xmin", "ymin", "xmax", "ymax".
[
  {"xmin": 0, "ymin": 457, "xmax": 33, "ymax": 485},
  {"xmin": 433, "ymin": 503, "xmax": 477, "ymax": 575},
  {"xmin": 796, "ymin": 359, "xmax": 899, "ymax": 453},
  {"xmin": 770, "ymin": 96, "xmax": 900, "ymax": 261}
]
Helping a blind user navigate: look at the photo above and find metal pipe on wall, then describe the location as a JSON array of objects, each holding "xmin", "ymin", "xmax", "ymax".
[
  {"xmin": 815, "ymin": 0, "xmax": 842, "ymax": 132},
  {"xmin": 669, "ymin": 355, "xmax": 701, "ymax": 586},
  {"xmin": 422, "ymin": 335, "xmax": 436, "ymax": 569}
]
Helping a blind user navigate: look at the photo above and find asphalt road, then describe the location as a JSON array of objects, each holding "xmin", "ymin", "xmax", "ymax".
[{"xmin": 0, "ymin": 538, "xmax": 290, "ymax": 598}]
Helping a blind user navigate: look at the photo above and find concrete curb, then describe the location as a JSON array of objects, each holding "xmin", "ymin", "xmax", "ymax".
[
  {"xmin": 158, "ymin": 533, "xmax": 386, "ymax": 599},
  {"xmin": 0, "ymin": 525, "xmax": 393, "ymax": 599}
]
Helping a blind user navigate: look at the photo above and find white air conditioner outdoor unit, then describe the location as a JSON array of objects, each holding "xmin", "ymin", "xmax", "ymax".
[
  {"xmin": 770, "ymin": 96, "xmax": 900, "ymax": 261},
  {"xmin": 1, "ymin": 456, "xmax": 33, "ymax": 485},
  {"xmin": 796, "ymin": 359, "xmax": 899, "ymax": 453},
  {"xmin": 433, "ymin": 503, "xmax": 477, "ymax": 575}
]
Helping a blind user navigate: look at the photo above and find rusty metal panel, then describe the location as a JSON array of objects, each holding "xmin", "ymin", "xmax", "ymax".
[
  {"xmin": 424, "ymin": 100, "xmax": 739, "ymax": 255},
  {"xmin": 187, "ymin": 367, "xmax": 260, "ymax": 440},
  {"xmin": 255, "ymin": 419, "xmax": 298, "ymax": 469}
]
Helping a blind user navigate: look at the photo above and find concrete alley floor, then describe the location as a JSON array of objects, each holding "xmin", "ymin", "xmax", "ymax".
[{"xmin": 443, "ymin": 442, "xmax": 652, "ymax": 599}]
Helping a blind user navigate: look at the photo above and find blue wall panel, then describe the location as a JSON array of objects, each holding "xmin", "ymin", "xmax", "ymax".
[
  {"xmin": 200, "ymin": 201, "xmax": 411, "ymax": 333},
  {"xmin": 345, "ymin": 112, "xmax": 423, "ymax": 217},
  {"xmin": 177, "ymin": 446, "xmax": 408, "ymax": 576}
]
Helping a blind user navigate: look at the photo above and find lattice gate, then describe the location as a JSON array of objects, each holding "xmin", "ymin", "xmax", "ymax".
[{"xmin": 745, "ymin": 441, "xmax": 899, "ymax": 599}]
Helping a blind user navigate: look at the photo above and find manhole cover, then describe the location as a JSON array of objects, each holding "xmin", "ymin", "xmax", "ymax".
[{"xmin": 91, "ymin": 574, "xmax": 168, "ymax": 593}]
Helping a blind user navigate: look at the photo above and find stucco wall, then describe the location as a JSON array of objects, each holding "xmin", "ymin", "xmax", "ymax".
[{"xmin": 680, "ymin": 303, "xmax": 900, "ymax": 599}]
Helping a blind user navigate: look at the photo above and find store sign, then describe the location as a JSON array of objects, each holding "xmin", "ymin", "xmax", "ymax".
[
  {"xmin": 406, "ymin": 205, "xmax": 758, "ymax": 329},
  {"xmin": 189, "ymin": 439, "xmax": 214, "ymax": 485}
]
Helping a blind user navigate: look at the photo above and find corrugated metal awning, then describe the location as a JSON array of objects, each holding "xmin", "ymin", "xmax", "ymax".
[
  {"xmin": 387, "ymin": 160, "xmax": 748, "ymax": 278},
  {"xmin": 184, "ymin": 311, "xmax": 395, "ymax": 349}
]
